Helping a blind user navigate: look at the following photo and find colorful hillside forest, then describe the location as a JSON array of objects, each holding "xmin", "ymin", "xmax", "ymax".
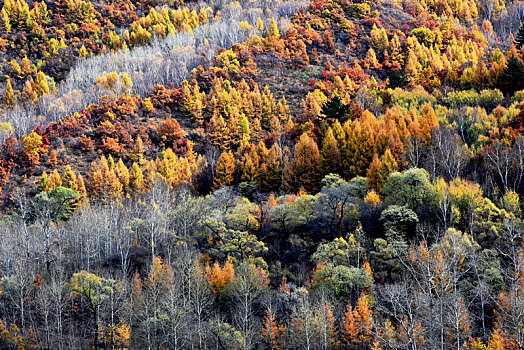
[{"xmin": 4, "ymin": 0, "xmax": 524, "ymax": 348}]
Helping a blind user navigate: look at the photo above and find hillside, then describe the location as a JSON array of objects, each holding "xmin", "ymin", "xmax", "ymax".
[{"xmin": 1, "ymin": 0, "xmax": 524, "ymax": 348}]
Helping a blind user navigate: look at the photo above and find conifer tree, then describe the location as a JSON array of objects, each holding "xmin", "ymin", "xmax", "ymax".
[
  {"xmin": 129, "ymin": 162, "xmax": 144, "ymax": 194},
  {"xmin": 88, "ymin": 156, "xmax": 123, "ymax": 199},
  {"xmin": 514, "ymin": 21, "xmax": 524, "ymax": 49},
  {"xmin": 115, "ymin": 159, "xmax": 130, "ymax": 191},
  {"xmin": 208, "ymin": 112, "xmax": 229, "ymax": 150},
  {"xmin": 379, "ymin": 149, "xmax": 398, "ymax": 185},
  {"xmin": 62, "ymin": 166, "xmax": 77, "ymax": 191},
  {"xmin": 285, "ymin": 133, "xmax": 321, "ymax": 193},
  {"xmin": 205, "ymin": 257, "xmax": 235, "ymax": 294},
  {"xmin": 34, "ymin": 72, "xmax": 49, "ymax": 97},
  {"xmin": 47, "ymin": 169, "xmax": 62, "ymax": 191},
  {"xmin": 321, "ymin": 95, "xmax": 348, "ymax": 120},
  {"xmin": 367, "ymin": 154, "xmax": 382, "ymax": 193},
  {"xmin": 257, "ymin": 17, "xmax": 264, "ymax": 32},
  {"xmin": 501, "ymin": 54, "xmax": 524, "ymax": 94},
  {"xmin": 267, "ymin": 18, "xmax": 279, "ymax": 38},
  {"xmin": 260, "ymin": 142, "xmax": 282, "ymax": 191},
  {"xmin": 76, "ymin": 175, "xmax": 87, "ymax": 198},
  {"xmin": 130, "ymin": 136, "xmax": 144, "ymax": 164},
  {"xmin": 238, "ymin": 114, "xmax": 251, "ymax": 147},
  {"xmin": 262, "ymin": 309, "xmax": 285, "ymax": 349},
  {"xmin": 37, "ymin": 171, "xmax": 48, "ymax": 192},
  {"xmin": 3, "ymin": 79, "xmax": 15, "ymax": 109},
  {"xmin": 48, "ymin": 150, "xmax": 57, "ymax": 167},
  {"xmin": 241, "ymin": 151, "xmax": 259, "ymax": 183},
  {"xmin": 0, "ymin": 8, "xmax": 11, "ymax": 33},
  {"xmin": 21, "ymin": 79, "xmax": 37, "ymax": 103},
  {"xmin": 213, "ymin": 151, "xmax": 235, "ymax": 190},
  {"xmin": 320, "ymin": 128, "xmax": 341, "ymax": 177}
]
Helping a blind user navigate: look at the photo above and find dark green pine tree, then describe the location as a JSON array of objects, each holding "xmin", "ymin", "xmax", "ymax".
[
  {"xmin": 321, "ymin": 95, "xmax": 349, "ymax": 120},
  {"xmin": 501, "ymin": 56, "xmax": 524, "ymax": 95},
  {"xmin": 515, "ymin": 21, "xmax": 524, "ymax": 49}
]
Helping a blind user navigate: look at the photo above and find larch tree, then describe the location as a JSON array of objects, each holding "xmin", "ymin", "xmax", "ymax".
[
  {"xmin": 367, "ymin": 154, "xmax": 382, "ymax": 194},
  {"xmin": 285, "ymin": 133, "xmax": 321, "ymax": 193},
  {"xmin": 61, "ymin": 166, "xmax": 77, "ymax": 191},
  {"xmin": 320, "ymin": 127, "xmax": 341, "ymax": 177},
  {"xmin": 3, "ymin": 79, "xmax": 15, "ymax": 109},
  {"xmin": 46, "ymin": 169, "xmax": 62, "ymax": 192},
  {"xmin": 213, "ymin": 151, "xmax": 235, "ymax": 190},
  {"xmin": 129, "ymin": 162, "xmax": 144, "ymax": 194}
]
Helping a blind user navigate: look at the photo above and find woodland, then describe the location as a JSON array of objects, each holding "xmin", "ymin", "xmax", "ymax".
[{"xmin": 3, "ymin": 0, "xmax": 524, "ymax": 348}]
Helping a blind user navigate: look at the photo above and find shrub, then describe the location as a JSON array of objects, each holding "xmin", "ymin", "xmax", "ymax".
[
  {"xmin": 349, "ymin": 3, "xmax": 371, "ymax": 18},
  {"xmin": 479, "ymin": 89, "xmax": 504, "ymax": 108}
]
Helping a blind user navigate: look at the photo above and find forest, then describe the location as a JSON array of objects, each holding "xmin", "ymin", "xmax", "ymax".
[{"xmin": 2, "ymin": 0, "xmax": 524, "ymax": 348}]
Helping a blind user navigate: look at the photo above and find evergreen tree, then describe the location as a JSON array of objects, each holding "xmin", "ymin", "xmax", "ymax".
[
  {"xmin": 321, "ymin": 95, "xmax": 349, "ymax": 120},
  {"xmin": 500, "ymin": 56, "xmax": 524, "ymax": 94},
  {"xmin": 514, "ymin": 21, "xmax": 524, "ymax": 49}
]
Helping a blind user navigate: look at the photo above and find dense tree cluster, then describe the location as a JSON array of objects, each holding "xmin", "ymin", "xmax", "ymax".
[{"xmin": 3, "ymin": 0, "xmax": 524, "ymax": 347}]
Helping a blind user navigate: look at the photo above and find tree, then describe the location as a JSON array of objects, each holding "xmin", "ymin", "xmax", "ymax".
[
  {"xmin": 34, "ymin": 187, "xmax": 79, "ymax": 271},
  {"xmin": 316, "ymin": 299, "xmax": 336, "ymax": 349},
  {"xmin": 34, "ymin": 72, "xmax": 49, "ymax": 97},
  {"xmin": 500, "ymin": 55, "xmax": 524, "ymax": 94},
  {"xmin": 320, "ymin": 128, "xmax": 341, "ymax": 177},
  {"xmin": 3, "ymin": 79, "xmax": 15, "ymax": 109},
  {"xmin": 37, "ymin": 172, "xmax": 48, "ymax": 193},
  {"xmin": 379, "ymin": 149, "xmax": 398, "ymax": 185},
  {"xmin": 380, "ymin": 205, "xmax": 419, "ymax": 250},
  {"xmin": 203, "ymin": 218, "xmax": 267, "ymax": 264},
  {"xmin": 213, "ymin": 151, "xmax": 235, "ymax": 190},
  {"xmin": 317, "ymin": 175, "xmax": 358, "ymax": 234},
  {"xmin": 259, "ymin": 142, "xmax": 282, "ymax": 192},
  {"xmin": 367, "ymin": 154, "xmax": 382, "ymax": 194},
  {"xmin": 226, "ymin": 262, "xmax": 269, "ymax": 350},
  {"xmin": 262, "ymin": 308, "xmax": 285, "ymax": 350},
  {"xmin": 321, "ymin": 96, "xmax": 348, "ymax": 120},
  {"xmin": 285, "ymin": 133, "xmax": 321, "ymax": 193},
  {"xmin": 46, "ymin": 170, "xmax": 62, "ymax": 191},
  {"xmin": 48, "ymin": 150, "xmax": 57, "ymax": 167},
  {"xmin": 21, "ymin": 79, "xmax": 37, "ymax": 103},
  {"xmin": 158, "ymin": 118, "xmax": 185, "ymax": 148},
  {"xmin": 22, "ymin": 130, "xmax": 46, "ymax": 167},
  {"xmin": 88, "ymin": 156, "xmax": 123, "ymax": 200},
  {"xmin": 115, "ymin": 159, "xmax": 129, "ymax": 192},
  {"xmin": 61, "ymin": 166, "xmax": 77, "ymax": 191},
  {"xmin": 343, "ymin": 293, "xmax": 374, "ymax": 346},
  {"xmin": 76, "ymin": 175, "xmax": 87, "ymax": 199},
  {"xmin": 206, "ymin": 257, "xmax": 235, "ymax": 295},
  {"xmin": 514, "ymin": 22, "xmax": 524, "ymax": 49},
  {"xmin": 69, "ymin": 271, "xmax": 114, "ymax": 349},
  {"xmin": 0, "ymin": 8, "xmax": 11, "ymax": 33},
  {"xmin": 267, "ymin": 18, "xmax": 279, "ymax": 38},
  {"xmin": 129, "ymin": 162, "xmax": 144, "ymax": 194},
  {"xmin": 383, "ymin": 168, "xmax": 436, "ymax": 213}
]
